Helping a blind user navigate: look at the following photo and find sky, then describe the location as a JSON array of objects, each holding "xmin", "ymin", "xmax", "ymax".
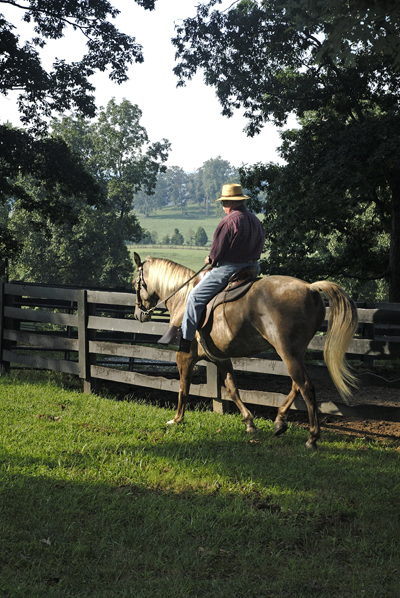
[{"xmin": 0, "ymin": 0, "xmax": 296, "ymax": 172}]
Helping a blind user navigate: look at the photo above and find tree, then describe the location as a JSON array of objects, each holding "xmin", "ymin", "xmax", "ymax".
[
  {"xmin": 134, "ymin": 169, "xmax": 171, "ymax": 217},
  {"xmin": 171, "ymin": 228, "xmax": 184, "ymax": 245},
  {"xmin": 194, "ymin": 226, "xmax": 208, "ymax": 246},
  {"xmin": 166, "ymin": 166, "xmax": 189, "ymax": 213},
  {"xmin": 8, "ymin": 188, "xmax": 133, "ymax": 287},
  {"xmin": 276, "ymin": 0, "xmax": 400, "ymax": 69},
  {"xmin": 9, "ymin": 98, "xmax": 169, "ymax": 286},
  {"xmin": 0, "ymin": 0, "xmax": 158, "ymax": 132},
  {"xmin": 0, "ymin": 123, "xmax": 105, "ymax": 257},
  {"xmin": 0, "ymin": 0, "xmax": 159, "ymax": 256},
  {"xmin": 173, "ymin": 0, "xmax": 400, "ymax": 301},
  {"xmin": 199, "ymin": 157, "xmax": 237, "ymax": 215},
  {"xmin": 52, "ymin": 98, "xmax": 170, "ymax": 239}
]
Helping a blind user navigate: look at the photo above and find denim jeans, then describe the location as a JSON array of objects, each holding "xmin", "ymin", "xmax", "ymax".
[{"xmin": 181, "ymin": 260, "xmax": 260, "ymax": 341}]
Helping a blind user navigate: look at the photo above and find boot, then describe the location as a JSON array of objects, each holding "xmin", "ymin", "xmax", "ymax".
[{"xmin": 157, "ymin": 325, "xmax": 182, "ymax": 350}]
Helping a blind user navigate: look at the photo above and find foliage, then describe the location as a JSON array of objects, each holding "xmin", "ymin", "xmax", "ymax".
[
  {"xmin": 9, "ymin": 200, "xmax": 133, "ymax": 287},
  {"xmin": 276, "ymin": 0, "xmax": 400, "ymax": 69},
  {"xmin": 1, "ymin": 369, "xmax": 400, "ymax": 596},
  {"xmin": 167, "ymin": 165, "xmax": 189, "ymax": 213},
  {"xmin": 195, "ymin": 226, "xmax": 208, "ymax": 247},
  {"xmin": 0, "ymin": 0, "xmax": 158, "ymax": 132},
  {"xmin": 9, "ymin": 99, "xmax": 169, "ymax": 286},
  {"xmin": 134, "ymin": 169, "xmax": 171, "ymax": 217},
  {"xmin": 173, "ymin": 0, "xmax": 400, "ymax": 301},
  {"xmin": 240, "ymin": 111, "xmax": 396, "ymax": 299},
  {"xmin": 0, "ymin": 0, "xmax": 160, "ymax": 261},
  {"xmin": 187, "ymin": 156, "xmax": 238, "ymax": 214},
  {"xmin": 0, "ymin": 124, "xmax": 105, "ymax": 257},
  {"xmin": 170, "ymin": 228, "xmax": 184, "ymax": 245}
]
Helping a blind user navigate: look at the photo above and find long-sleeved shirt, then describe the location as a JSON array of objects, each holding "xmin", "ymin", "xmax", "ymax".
[{"xmin": 208, "ymin": 205, "xmax": 265, "ymax": 266}]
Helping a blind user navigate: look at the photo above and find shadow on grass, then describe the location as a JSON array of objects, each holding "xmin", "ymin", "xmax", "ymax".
[{"xmin": 2, "ymin": 423, "xmax": 400, "ymax": 598}]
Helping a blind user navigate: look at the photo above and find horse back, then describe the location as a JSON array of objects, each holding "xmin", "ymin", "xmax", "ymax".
[{"xmin": 206, "ymin": 275, "xmax": 326, "ymax": 358}]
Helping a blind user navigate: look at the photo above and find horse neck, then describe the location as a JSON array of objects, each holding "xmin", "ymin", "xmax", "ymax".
[{"xmin": 146, "ymin": 259, "xmax": 194, "ymax": 316}]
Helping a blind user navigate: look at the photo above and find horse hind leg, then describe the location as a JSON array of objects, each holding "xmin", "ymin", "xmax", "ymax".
[
  {"xmin": 275, "ymin": 357, "xmax": 321, "ymax": 450},
  {"xmin": 274, "ymin": 380, "xmax": 299, "ymax": 438},
  {"xmin": 217, "ymin": 360, "xmax": 257, "ymax": 433}
]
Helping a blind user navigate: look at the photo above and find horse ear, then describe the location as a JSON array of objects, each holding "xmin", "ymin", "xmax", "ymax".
[{"xmin": 133, "ymin": 252, "xmax": 141, "ymax": 269}]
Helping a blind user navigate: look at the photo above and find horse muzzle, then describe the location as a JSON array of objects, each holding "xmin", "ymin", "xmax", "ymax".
[{"xmin": 134, "ymin": 305, "xmax": 151, "ymax": 323}]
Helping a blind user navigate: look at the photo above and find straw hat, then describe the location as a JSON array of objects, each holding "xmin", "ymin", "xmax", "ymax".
[{"xmin": 215, "ymin": 183, "xmax": 249, "ymax": 202}]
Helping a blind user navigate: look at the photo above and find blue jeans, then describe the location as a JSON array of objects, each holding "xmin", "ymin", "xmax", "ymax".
[{"xmin": 181, "ymin": 260, "xmax": 260, "ymax": 341}]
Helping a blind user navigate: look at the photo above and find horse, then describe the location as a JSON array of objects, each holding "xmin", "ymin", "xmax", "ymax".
[{"xmin": 133, "ymin": 252, "xmax": 358, "ymax": 449}]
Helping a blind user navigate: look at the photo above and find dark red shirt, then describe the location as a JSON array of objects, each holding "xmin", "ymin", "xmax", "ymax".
[{"xmin": 209, "ymin": 206, "xmax": 265, "ymax": 266}]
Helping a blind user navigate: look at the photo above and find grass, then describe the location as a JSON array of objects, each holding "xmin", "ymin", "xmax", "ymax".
[
  {"xmin": 128, "ymin": 245, "xmax": 210, "ymax": 272},
  {"xmin": 135, "ymin": 204, "xmax": 223, "ymax": 246},
  {"xmin": 129, "ymin": 204, "xmax": 267, "ymax": 271},
  {"xmin": 1, "ymin": 370, "xmax": 400, "ymax": 597}
]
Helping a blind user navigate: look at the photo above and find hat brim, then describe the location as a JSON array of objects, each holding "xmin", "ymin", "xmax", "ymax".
[{"xmin": 215, "ymin": 195, "xmax": 249, "ymax": 202}]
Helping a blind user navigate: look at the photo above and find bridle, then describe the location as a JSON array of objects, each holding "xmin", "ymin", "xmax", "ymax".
[{"xmin": 134, "ymin": 261, "xmax": 208, "ymax": 322}]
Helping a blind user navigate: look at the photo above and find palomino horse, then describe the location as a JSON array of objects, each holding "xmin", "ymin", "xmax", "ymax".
[{"xmin": 133, "ymin": 252, "xmax": 358, "ymax": 449}]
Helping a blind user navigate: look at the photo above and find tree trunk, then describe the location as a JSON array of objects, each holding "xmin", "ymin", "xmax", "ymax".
[{"xmin": 389, "ymin": 180, "xmax": 400, "ymax": 302}]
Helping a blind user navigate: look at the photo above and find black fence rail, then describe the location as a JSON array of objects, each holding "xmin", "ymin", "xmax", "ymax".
[{"xmin": 1, "ymin": 281, "xmax": 399, "ymax": 420}]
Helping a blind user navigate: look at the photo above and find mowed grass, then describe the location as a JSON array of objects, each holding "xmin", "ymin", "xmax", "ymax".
[
  {"xmin": 128, "ymin": 245, "xmax": 209, "ymax": 272},
  {"xmin": 1, "ymin": 371, "xmax": 400, "ymax": 597},
  {"xmin": 129, "ymin": 204, "xmax": 267, "ymax": 271},
  {"xmin": 135, "ymin": 204, "xmax": 223, "ymax": 245}
]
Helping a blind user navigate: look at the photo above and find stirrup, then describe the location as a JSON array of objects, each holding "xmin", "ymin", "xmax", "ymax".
[{"xmin": 157, "ymin": 325, "xmax": 182, "ymax": 350}]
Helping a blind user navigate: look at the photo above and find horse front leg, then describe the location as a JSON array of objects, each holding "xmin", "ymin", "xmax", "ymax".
[
  {"xmin": 167, "ymin": 352, "xmax": 195, "ymax": 425},
  {"xmin": 217, "ymin": 359, "xmax": 257, "ymax": 433}
]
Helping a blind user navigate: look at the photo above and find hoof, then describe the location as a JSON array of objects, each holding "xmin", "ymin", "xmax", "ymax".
[
  {"xmin": 274, "ymin": 421, "xmax": 288, "ymax": 437},
  {"xmin": 246, "ymin": 426, "xmax": 258, "ymax": 434},
  {"xmin": 166, "ymin": 419, "xmax": 177, "ymax": 425},
  {"xmin": 305, "ymin": 439, "xmax": 318, "ymax": 451}
]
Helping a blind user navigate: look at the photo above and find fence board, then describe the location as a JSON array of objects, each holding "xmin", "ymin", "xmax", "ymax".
[
  {"xmin": 90, "ymin": 365, "xmax": 209, "ymax": 397},
  {"xmin": 87, "ymin": 315, "xmax": 167, "ymax": 335},
  {"xmin": 5, "ymin": 283, "xmax": 79, "ymax": 302},
  {"xmin": 4, "ymin": 329, "xmax": 78, "ymax": 351},
  {"xmin": 87, "ymin": 290, "xmax": 136, "ymax": 306},
  {"xmin": 3, "ymin": 349, "xmax": 79, "ymax": 375},
  {"xmin": 4, "ymin": 306, "xmax": 77, "ymax": 327},
  {"xmin": 89, "ymin": 340, "xmax": 175, "ymax": 361}
]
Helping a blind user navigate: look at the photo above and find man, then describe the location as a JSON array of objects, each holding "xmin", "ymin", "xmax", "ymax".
[{"xmin": 159, "ymin": 183, "xmax": 265, "ymax": 353}]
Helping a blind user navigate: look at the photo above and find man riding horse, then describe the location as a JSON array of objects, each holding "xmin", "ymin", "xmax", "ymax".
[{"xmin": 159, "ymin": 183, "xmax": 265, "ymax": 352}]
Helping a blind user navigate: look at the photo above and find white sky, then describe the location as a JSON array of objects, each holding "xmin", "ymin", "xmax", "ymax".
[{"xmin": 0, "ymin": 0, "xmax": 295, "ymax": 172}]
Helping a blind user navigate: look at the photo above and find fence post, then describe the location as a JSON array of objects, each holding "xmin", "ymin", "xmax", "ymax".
[
  {"xmin": 0, "ymin": 282, "xmax": 5, "ymax": 373},
  {"xmin": 207, "ymin": 362, "xmax": 230, "ymax": 414},
  {"xmin": 78, "ymin": 290, "xmax": 92, "ymax": 393}
]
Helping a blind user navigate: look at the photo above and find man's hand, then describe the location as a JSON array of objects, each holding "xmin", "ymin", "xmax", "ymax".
[{"xmin": 205, "ymin": 256, "xmax": 211, "ymax": 265}]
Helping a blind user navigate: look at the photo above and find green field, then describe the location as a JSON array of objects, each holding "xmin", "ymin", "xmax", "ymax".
[
  {"xmin": 130, "ymin": 204, "xmax": 266, "ymax": 272},
  {"xmin": 135, "ymin": 204, "xmax": 223, "ymax": 246},
  {"xmin": 128, "ymin": 245, "xmax": 209, "ymax": 272},
  {"xmin": 1, "ymin": 370, "xmax": 400, "ymax": 597}
]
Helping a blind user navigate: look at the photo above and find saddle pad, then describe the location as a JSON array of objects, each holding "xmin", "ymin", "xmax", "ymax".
[{"xmin": 199, "ymin": 277, "xmax": 258, "ymax": 329}]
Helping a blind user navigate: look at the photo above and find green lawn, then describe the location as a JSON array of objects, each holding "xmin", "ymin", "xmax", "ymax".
[
  {"xmin": 128, "ymin": 245, "xmax": 209, "ymax": 272},
  {"xmin": 1, "ymin": 370, "xmax": 400, "ymax": 597},
  {"xmin": 130, "ymin": 204, "xmax": 266, "ymax": 271},
  {"xmin": 135, "ymin": 204, "xmax": 223, "ymax": 246}
]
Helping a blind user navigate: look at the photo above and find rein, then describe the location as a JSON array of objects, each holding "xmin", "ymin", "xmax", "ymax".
[{"xmin": 136, "ymin": 262, "xmax": 208, "ymax": 319}]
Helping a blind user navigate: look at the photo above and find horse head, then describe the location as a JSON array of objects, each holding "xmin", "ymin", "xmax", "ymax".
[{"xmin": 133, "ymin": 252, "xmax": 159, "ymax": 322}]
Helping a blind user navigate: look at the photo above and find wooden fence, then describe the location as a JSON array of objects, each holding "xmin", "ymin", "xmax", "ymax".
[{"xmin": 1, "ymin": 281, "xmax": 400, "ymax": 420}]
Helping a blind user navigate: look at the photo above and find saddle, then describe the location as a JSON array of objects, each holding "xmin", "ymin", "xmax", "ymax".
[
  {"xmin": 157, "ymin": 266, "xmax": 259, "ymax": 348},
  {"xmin": 197, "ymin": 266, "xmax": 259, "ymax": 329}
]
